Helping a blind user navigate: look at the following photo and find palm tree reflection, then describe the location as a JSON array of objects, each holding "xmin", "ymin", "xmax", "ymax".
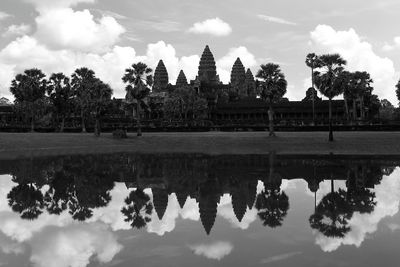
[
  {"xmin": 121, "ymin": 189, "xmax": 153, "ymax": 229},
  {"xmin": 255, "ymin": 189, "xmax": 289, "ymax": 228}
]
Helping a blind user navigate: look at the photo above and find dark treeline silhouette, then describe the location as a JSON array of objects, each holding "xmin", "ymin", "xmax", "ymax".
[{"xmin": 0, "ymin": 153, "xmax": 395, "ymax": 235}]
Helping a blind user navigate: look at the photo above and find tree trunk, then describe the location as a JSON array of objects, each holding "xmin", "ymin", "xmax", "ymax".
[
  {"xmin": 30, "ymin": 105, "xmax": 34, "ymax": 133},
  {"xmin": 136, "ymin": 103, "xmax": 142, "ymax": 137},
  {"xmin": 311, "ymin": 67, "xmax": 315, "ymax": 125},
  {"xmin": 94, "ymin": 115, "xmax": 100, "ymax": 137},
  {"xmin": 331, "ymin": 178, "xmax": 334, "ymax": 193},
  {"xmin": 344, "ymin": 96, "xmax": 349, "ymax": 123},
  {"xmin": 81, "ymin": 109, "xmax": 86, "ymax": 133},
  {"xmin": 360, "ymin": 96, "xmax": 365, "ymax": 120},
  {"xmin": 328, "ymin": 97, "xmax": 333, "ymax": 142},
  {"xmin": 268, "ymin": 102, "xmax": 275, "ymax": 137},
  {"xmin": 60, "ymin": 116, "xmax": 65, "ymax": 132},
  {"xmin": 352, "ymin": 99, "xmax": 357, "ymax": 122}
]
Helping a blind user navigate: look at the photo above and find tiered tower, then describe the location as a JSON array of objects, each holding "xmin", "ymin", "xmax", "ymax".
[
  {"xmin": 153, "ymin": 60, "xmax": 169, "ymax": 92},
  {"xmin": 197, "ymin": 45, "xmax": 219, "ymax": 85},
  {"xmin": 152, "ymin": 188, "xmax": 168, "ymax": 220},
  {"xmin": 175, "ymin": 70, "xmax": 188, "ymax": 88},
  {"xmin": 230, "ymin": 57, "xmax": 246, "ymax": 97},
  {"xmin": 245, "ymin": 68, "xmax": 257, "ymax": 97}
]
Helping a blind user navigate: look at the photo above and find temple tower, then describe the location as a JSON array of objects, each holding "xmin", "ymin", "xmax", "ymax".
[
  {"xmin": 175, "ymin": 70, "xmax": 188, "ymax": 88},
  {"xmin": 197, "ymin": 45, "xmax": 219, "ymax": 85},
  {"xmin": 231, "ymin": 189, "xmax": 247, "ymax": 222},
  {"xmin": 152, "ymin": 188, "xmax": 168, "ymax": 220},
  {"xmin": 153, "ymin": 60, "xmax": 169, "ymax": 92},
  {"xmin": 230, "ymin": 58, "xmax": 246, "ymax": 97},
  {"xmin": 245, "ymin": 68, "xmax": 257, "ymax": 97}
]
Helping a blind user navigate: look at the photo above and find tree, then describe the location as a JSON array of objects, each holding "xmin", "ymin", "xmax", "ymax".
[
  {"xmin": 313, "ymin": 54, "xmax": 347, "ymax": 141},
  {"xmin": 47, "ymin": 73, "xmax": 73, "ymax": 132},
  {"xmin": 10, "ymin": 68, "xmax": 47, "ymax": 132},
  {"xmin": 256, "ymin": 63, "xmax": 287, "ymax": 137},
  {"xmin": 345, "ymin": 71, "xmax": 374, "ymax": 121},
  {"xmin": 87, "ymin": 78, "xmax": 112, "ymax": 136},
  {"xmin": 7, "ymin": 183, "xmax": 44, "ymax": 220},
  {"xmin": 379, "ymin": 99, "xmax": 395, "ymax": 121},
  {"xmin": 122, "ymin": 62, "xmax": 153, "ymax": 136},
  {"xmin": 309, "ymin": 189, "xmax": 353, "ymax": 238},
  {"xmin": 396, "ymin": 80, "xmax": 400, "ymax": 106},
  {"xmin": 305, "ymin": 53, "xmax": 322, "ymax": 124},
  {"xmin": 71, "ymin": 67, "xmax": 96, "ymax": 132},
  {"xmin": 121, "ymin": 189, "xmax": 153, "ymax": 229},
  {"xmin": 255, "ymin": 189, "xmax": 289, "ymax": 228}
]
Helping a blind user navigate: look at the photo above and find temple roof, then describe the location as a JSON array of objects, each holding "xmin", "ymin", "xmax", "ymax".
[
  {"xmin": 176, "ymin": 70, "xmax": 188, "ymax": 88},
  {"xmin": 153, "ymin": 60, "xmax": 169, "ymax": 92},
  {"xmin": 230, "ymin": 57, "xmax": 246, "ymax": 85},
  {"xmin": 198, "ymin": 45, "xmax": 218, "ymax": 85}
]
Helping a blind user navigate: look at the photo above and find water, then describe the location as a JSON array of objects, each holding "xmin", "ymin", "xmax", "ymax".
[{"xmin": 0, "ymin": 153, "xmax": 399, "ymax": 267}]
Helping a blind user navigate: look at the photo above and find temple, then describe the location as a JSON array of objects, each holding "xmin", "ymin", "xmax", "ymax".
[{"xmin": 149, "ymin": 45, "xmax": 370, "ymax": 126}]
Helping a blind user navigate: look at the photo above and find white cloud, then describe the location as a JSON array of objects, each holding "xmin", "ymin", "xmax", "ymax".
[
  {"xmin": 189, "ymin": 241, "xmax": 233, "ymax": 260},
  {"xmin": 257, "ymin": 14, "xmax": 297, "ymax": 26},
  {"xmin": 0, "ymin": 11, "xmax": 11, "ymax": 20},
  {"xmin": 382, "ymin": 36, "xmax": 400, "ymax": 52},
  {"xmin": 188, "ymin": 18, "xmax": 232, "ymax": 36},
  {"xmin": 29, "ymin": 224, "xmax": 122, "ymax": 267},
  {"xmin": 216, "ymin": 46, "xmax": 258, "ymax": 83},
  {"xmin": 34, "ymin": 8, "xmax": 125, "ymax": 53},
  {"xmin": 2, "ymin": 24, "xmax": 31, "ymax": 37},
  {"xmin": 310, "ymin": 24, "xmax": 398, "ymax": 103},
  {"xmin": 25, "ymin": 0, "xmax": 95, "ymax": 10},
  {"xmin": 314, "ymin": 168, "xmax": 400, "ymax": 252}
]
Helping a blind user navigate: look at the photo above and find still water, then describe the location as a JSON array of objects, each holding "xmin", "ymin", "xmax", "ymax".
[{"xmin": 0, "ymin": 153, "xmax": 399, "ymax": 267}]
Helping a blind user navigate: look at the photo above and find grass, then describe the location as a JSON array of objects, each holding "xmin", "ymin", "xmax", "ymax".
[{"xmin": 0, "ymin": 131, "xmax": 400, "ymax": 160}]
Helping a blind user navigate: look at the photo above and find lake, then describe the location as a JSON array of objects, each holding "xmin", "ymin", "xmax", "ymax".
[{"xmin": 0, "ymin": 153, "xmax": 399, "ymax": 267}]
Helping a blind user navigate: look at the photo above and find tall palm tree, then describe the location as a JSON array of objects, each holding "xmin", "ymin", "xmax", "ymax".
[
  {"xmin": 305, "ymin": 53, "xmax": 322, "ymax": 124},
  {"xmin": 256, "ymin": 63, "xmax": 287, "ymax": 137},
  {"xmin": 71, "ymin": 67, "xmax": 96, "ymax": 133},
  {"xmin": 122, "ymin": 62, "xmax": 153, "ymax": 136},
  {"xmin": 314, "ymin": 54, "xmax": 347, "ymax": 141},
  {"xmin": 47, "ymin": 72, "xmax": 73, "ymax": 132}
]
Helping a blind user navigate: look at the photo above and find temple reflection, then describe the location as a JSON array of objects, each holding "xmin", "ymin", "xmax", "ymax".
[{"xmin": 0, "ymin": 153, "xmax": 397, "ymax": 236}]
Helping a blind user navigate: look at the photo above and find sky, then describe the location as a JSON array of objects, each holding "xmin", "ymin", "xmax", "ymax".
[{"xmin": 1, "ymin": 0, "xmax": 400, "ymax": 103}]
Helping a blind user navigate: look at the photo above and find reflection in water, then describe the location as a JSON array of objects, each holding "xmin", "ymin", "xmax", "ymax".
[
  {"xmin": 0, "ymin": 153, "xmax": 398, "ymax": 266},
  {"xmin": 1, "ymin": 153, "xmax": 394, "ymax": 236}
]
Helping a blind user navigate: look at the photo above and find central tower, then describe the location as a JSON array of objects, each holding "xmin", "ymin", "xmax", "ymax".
[{"xmin": 197, "ymin": 45, "xmax": 219, "ymax": 85}]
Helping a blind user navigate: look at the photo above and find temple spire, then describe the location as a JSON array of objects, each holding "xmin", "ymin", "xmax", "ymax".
[
  {"xmin": 245, "ymin": 68, "xmax": 257, "ymax": 97},
  {"xmin": 153, "ymin": 60, "xmax": 169, "ymax": 92},
  {"xmin": 197, "ymin": 45, "xmax": 218, "ymax": 85},
  {"xmin": 175, "ymin": 70, "xmax": 188, "ymax": 88}
]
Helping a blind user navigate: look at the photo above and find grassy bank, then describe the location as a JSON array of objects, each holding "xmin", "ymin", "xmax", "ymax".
[{"xmin": 0, "ymin": 131, "xmax": 400, "ymax": 160}]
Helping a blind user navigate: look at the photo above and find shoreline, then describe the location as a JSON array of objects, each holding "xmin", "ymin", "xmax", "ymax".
[{"xmin": 1, "ymin": 131, "xmax": 400, "ymax": 160}]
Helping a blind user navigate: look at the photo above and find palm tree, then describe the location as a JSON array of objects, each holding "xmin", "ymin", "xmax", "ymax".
[
  {"xmin": 122, "ymin": 62, "xmax": 153, "ymax": 136},
  {"xmin": 87, "ymin": 78, "xmax": 113, "ymax": 137},
  {"xmin": 309, "ymin": 189, "xmax": 353, "ymax": 238},
  {"xmin": 313, "ymin": 54, "xmax": 347, "ymax": 141},
  {"xmin": 305, "ymin": 53, "xmax": 322, "ymax": 124},
  {"xmin": 256, "ymin": 63, "xmax": 287, "ymax": 137},
  {"xmin": 10, "ymin": 68, "xmax": 47, "ymax": 132},
  {"xmin": 47, "ymin": 72, "xmax": 73, "ymax": 132},
  {"xmin": 71, "ymin": 67, "xmax": 96, "ymax": 133},
  {"xmin": 255, "ymin": 189, "xmax": 289, "ymax": 228},
  {"xmin": 121, "ymin": 189, "xmax": 153, "ymax": 229}
]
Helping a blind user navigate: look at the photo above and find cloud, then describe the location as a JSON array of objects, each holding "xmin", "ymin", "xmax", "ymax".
[
  {"xmin": 34, "ymin": 8, "xmax": 125, "ymax": 53},
  {"xmin": 0, "ymin": 11, "xmax": 11, "ymax": 20},
  {"xmin": 189, "ymin": 241, "xmax": 233, "ymax": 260},
  {"xmin": 216, "ymin": 46, "xmax": 258, "ymax": 83},
  {"xmin": 257, "ymin": 15, "xmax": 297, "ymax": 26},
  {"xmin": 2, "ymin": 24, "xmax": 31, "ymax": 37},
  {"xmin": 382, "ymin": 37, "xmax": 400, "ymax": 52},
  {"xmin": 260, "ymin": 251, "xmax": 302, "ymax": 264},
  {"xmin": 310, "ymin": 24, "xmax": 398, "ymax": 103},
  {"xmin": 188, "ymin": 18, "xmax": 232, "ymax": 36},
  {"xmin": 25, "ymin": 0, "xmax": 95, "ymax": 10},
  {"xmin": 314, "ymin": 168, "xmax": 400, "ymax": 252},
  {"xmin": 29, "ymin": 224, "xmax": 122, "ymax": 267}
]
